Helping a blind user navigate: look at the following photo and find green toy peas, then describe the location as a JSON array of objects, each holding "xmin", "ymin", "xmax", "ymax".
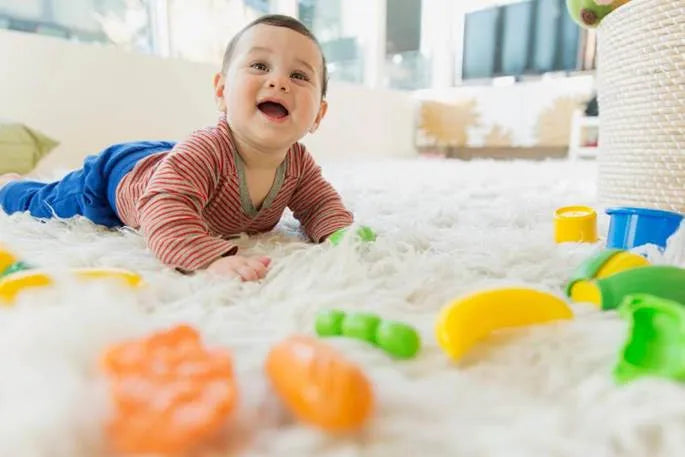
[
  {"xmin": 341, "ymin": 313, "xmax": 381, "ymax": 344},
  {"xmin": 328, "ymin": 226, "xmax": 377, "ymax": 246},
  {"xmin": 315, "ymin": 309, "xmax": 346, "ymax": 336},
  {"xmin": 375, "ymin": 321, "xmax": 421, "ymax": 359},
  {"xmin": 315, "ymin": 309, "xmax": 421, "ymax": 359},
  {"xmin": 356, "ymin": 226, "xmax": 377, "ymax": 243}
]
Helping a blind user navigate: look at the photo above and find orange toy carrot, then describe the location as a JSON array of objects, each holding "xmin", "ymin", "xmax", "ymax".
[
  {"xmin": 101, "ymin": 325, "xmax": 238, "ymax": 455},
  {"xmin": 265, "ymin": 335, "xmax": 373, "ymax": 431}
]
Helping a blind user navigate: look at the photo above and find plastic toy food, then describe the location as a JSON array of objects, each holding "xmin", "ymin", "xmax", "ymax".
[
  {"xmin": 567, "ymin": 265, "xmax": 685, "ymax": 310},
  {"xmin": 0, "ymin": 267, "xmax": 143, "ymax": 304},
  {"xmin": 554, "ymin": 205, "xmax": 598, "ymax": 243},
  {"xmin": 596, "ymin": 0, "xmax": 630, "ymax": 6},
  {"xmin": 0, "ymin": 260, "xmax": 31, "ymax": 279},
  {"xmin": 101, "ymin": 325, "xmax": 238, "ymax": 455},
  {"xmin": 328, "ymin": 225, "xmax": 377, "ymax": 246},
  {"xmin": 0, "ymin": 244, "xmax": 144, "ymax": 305},
  {"xmin": 566, "ymin": 0, "xmax": 614, "ymax": 28},
  {"xmin": 315, "ymin": 309, "xmax": 421, "ymax": 359},
  {"xmin": 341, "ymin": 312, "xmax": 381, "ymax": 343},
  {"xmin": 436, "ymin": 288, "xmax": 573, "ymax": 360},
  {"xmin": 315, "ymin": 309, "xmax": 346, "ymax": 336},
  {"xmin": 566, "ymin": 249, "xmax": 649, "ymax": 300},
  {"xmin": 614, "ymin": 294, "xmax": 685, "ymax": 384},
  {"xmin": 265, "ymin": 335, "xmax": 373, "ymax": 431},
  {"xmin": 0, "ymin": 245, "xmax": 19, "ymax": 275},
  {"xmin": 374, "ymin": 321, "xmax": 422, "ymax": 359}
]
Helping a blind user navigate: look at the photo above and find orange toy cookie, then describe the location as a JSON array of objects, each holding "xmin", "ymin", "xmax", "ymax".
[
  {"xmin": 265, "ymin": 335, "xmax": 373, "ymax": 431},
  {"xmin": 101, "ymin": 325, "xmax": 238, "ymax": 455}
]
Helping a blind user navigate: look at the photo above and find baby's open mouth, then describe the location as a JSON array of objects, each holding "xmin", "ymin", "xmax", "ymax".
[{"xmin": 258, "ymin": 101, "xmax": 289, "ymax": 119}]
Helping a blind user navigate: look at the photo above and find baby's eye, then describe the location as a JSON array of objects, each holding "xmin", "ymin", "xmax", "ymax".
[
  {"xmin": 251, "ymin": 62, "xmax": 269, "ymax": 71},
  {"xmin": 291, "ymin": 72, "xmax": 310, "ymax": 81}
]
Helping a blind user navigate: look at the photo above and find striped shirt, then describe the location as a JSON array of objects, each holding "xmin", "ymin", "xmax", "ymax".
[{"xmin": 115, "ymin": 116, "xmax": 353, "ymax": 271}]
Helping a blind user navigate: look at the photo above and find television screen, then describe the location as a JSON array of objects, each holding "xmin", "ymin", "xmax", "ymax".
[
  {"xmin": 462, "ymin": 8, "xmax": 499, "ymax": 79},
  {"xmin": 559, "ymin": 4, "xmax": 580, "ymax": 71},
  {"xmin": 532, "ymin": 0, "xmax": 561, "ymax": 72},
  {"xmin": 499, "ymin": 1, "xmax": 533, "ymax": 76}
]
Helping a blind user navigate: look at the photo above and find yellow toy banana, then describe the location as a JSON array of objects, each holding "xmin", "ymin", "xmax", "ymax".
[
  {"xmin": 436, "ymin": 288, "xmax": 573, "ymax": 361},
  {"xmin": 0, "ymin": 244, "xmax": 143, "ymax": 305}
]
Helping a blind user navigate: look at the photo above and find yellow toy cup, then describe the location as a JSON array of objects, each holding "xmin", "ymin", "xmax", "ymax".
[{"xmin": 554, "ymin": 205, "xmax": 598, "ymax": 243}]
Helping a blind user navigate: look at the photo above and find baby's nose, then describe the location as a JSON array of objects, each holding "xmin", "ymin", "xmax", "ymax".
[{"xmin": 268, "ymin": 77, "xmax": 289, "ymax": 92}]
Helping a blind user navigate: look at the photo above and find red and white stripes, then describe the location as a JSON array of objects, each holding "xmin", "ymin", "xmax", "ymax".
[{"xmin": 115, "ymin": 116, "xmax": 353, "ymax": 271}]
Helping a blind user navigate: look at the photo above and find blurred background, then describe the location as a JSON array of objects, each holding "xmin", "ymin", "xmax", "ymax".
[
  {"xmin": 0, "ymin": 0, "xmax": 600, "ymax": 173},
  {"xmin": 0, "ymin": 0, "xmax": 598, "ymax": 89}
]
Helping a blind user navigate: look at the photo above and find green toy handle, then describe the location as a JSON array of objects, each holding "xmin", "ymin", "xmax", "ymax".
[
  {"xmin": 565, "ymin": 249, "xmax": 623, "ymax": 296},
  {"xmin": 596, "ymin": 266, "xmax": 685, "ymax": 311}
]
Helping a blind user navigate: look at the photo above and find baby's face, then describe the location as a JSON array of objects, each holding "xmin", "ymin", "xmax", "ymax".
[{"xmin": 222, "ymin": 24, "xmax": 326, "ymax": 152}]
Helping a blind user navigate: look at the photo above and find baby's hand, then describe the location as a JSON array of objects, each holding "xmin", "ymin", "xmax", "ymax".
[{"xmin": 207, "ymin": 255, "xmax": 271, "ymax": 281}]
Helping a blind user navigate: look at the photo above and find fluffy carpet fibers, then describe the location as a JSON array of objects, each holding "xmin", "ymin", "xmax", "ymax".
[{"xmin": 1, "ymin": 158, "xmax": 684, "ymax": 457}]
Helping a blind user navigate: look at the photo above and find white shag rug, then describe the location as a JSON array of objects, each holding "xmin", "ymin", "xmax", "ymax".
[{"xmin": 1, "ymin": 158, "xmax": 684, "ymax": 457}]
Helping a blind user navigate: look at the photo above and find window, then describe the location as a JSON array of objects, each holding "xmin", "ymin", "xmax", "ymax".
[
  {"xmin": 167, "ymin": 0, "xmax": 281, "ymax": 66},
  {"xmin": 244, "ymin": 0, "xmax": 270, "ymax": 13},
  {"xmin": 298, "ymin": 0, "xmax": 365, "ymax": 84},
  {"xmin": 384, "ymin": 0, "xmax": 430, "ymax": 90},
  {"xmin": 499, "ymin": 1, "xmax": 533, "ymax": 75},
  {"xmin": 0, "ymin": 0, "xmax": 279, "ymax": 64},
  {"xmin": 0, "ymin": 0, "xmax": 154, "ymax": 52},
  {"xmin": 385, "ymin": 0, "xmax": 421, "ymax": 55}
]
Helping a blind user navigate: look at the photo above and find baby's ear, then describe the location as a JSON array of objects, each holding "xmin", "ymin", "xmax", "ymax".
[
  {"xmin": 309, "ymin": 99, "xmax": 328, "ymax": 133},
  {"xmin": 213, "ymin": 72, "xmax": 227, "ymax": 112}
]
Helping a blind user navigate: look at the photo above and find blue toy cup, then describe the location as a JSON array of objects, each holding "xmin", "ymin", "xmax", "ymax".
[{"xmin": 606, "ymin": 207, "xmax": 684, "ymax": 250}]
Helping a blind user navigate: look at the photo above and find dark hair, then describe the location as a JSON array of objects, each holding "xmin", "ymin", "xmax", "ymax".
[{"xmin": 221, "ymin": 14, "xmax": 328, "ymax": 98}]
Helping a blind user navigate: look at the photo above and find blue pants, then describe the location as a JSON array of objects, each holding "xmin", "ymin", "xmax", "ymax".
[{"xmin": 0, "ymin": 141, "xmax": 175, "ymax": 227}]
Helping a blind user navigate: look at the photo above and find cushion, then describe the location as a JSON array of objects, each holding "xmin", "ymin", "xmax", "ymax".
[{"xmin": 0, "ymin": 123, "xmax": 59, "ymax": 174}]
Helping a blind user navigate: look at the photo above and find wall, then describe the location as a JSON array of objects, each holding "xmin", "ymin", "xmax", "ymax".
[{"xmin": 0, "ymin": 29, "xmax": 417, "ymax": 176}]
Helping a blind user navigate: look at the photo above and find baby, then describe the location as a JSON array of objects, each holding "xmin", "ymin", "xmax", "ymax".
[{"xmin": 0, "ymin": 14, "xmax": 353, "ymax": 281}]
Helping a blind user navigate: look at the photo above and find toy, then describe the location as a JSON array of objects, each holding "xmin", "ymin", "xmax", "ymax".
[
  {"xmin": 316, "ymin": 309, "xmax": 346, "ymax": 336},
  {"xmin": 565, "ymin": 249, "xmax": 649, "ymax": 300},
  {"xmin": 0, "ymin": 260, "xmax": 31, "ymax": 279},
  {"xmin": 340, "ymin": 312, "xmax": 381, "ymax": 343},
  {"xmin": 265, "ymin": 335, "xmax": 373, "ymax": 431},
  {"xmin": 569, "ymin": 265, "xmax": 685, "ymax": 310},
  {"xmin": 614, "ymin": 294, "xmax": 685, "ymax": 384},
  {"xmin": 435, "ymin": 288, "xmax": 573, "ymax": 361},
  {"xmin": 606, "ymin": 207, "xmax": 683, "ymax": 250},
  {"xmin": 315, "ymin": 309, "xmax": 421, "ymax": 359},
  {"xmin": 0, "ymin": 268, "xmax": 143, "ymax": 304},
  {"xmin": 554, "ymin": 205, "xmax": 598, "ymax": 243},
  {"xmin": 0, "ymin": 245, "xmax": 143, "ymax": 305},
  {"xmin": 566, "ymin": 0, "xmax": 615, "ymax": 28},
  {"xmin": 101, "ymin": 324, "xmax": 238, "ymax": 455},
  {"xmin": 328, "ymin": 225, "xmax": 377, "ymax": 246},
  {"xmin": 0, "ymin": 245, "xmax": 33, "ymax": 279}
]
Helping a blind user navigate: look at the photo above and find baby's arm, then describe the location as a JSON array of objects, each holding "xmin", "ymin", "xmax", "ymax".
[
  {"xmin": 288, "ymin": 146, "xmax": 353, "ymax": 242},
  {"xmin": 136, "ymin": 136, "xmax": 266, "ymax": 278}
]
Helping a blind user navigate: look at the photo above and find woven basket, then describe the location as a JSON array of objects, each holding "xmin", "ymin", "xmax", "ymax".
[{"xmin": 596, "ymin": 0, "xmax": 685, "ymax": 213}]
